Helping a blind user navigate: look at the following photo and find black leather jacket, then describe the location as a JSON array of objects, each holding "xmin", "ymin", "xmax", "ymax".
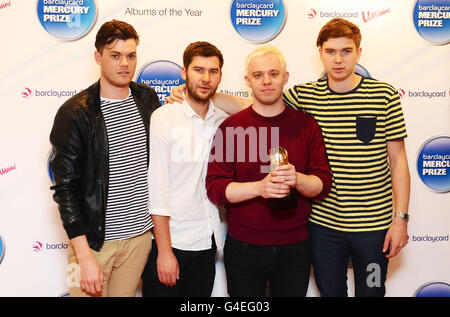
[{"xmin": 50, "ymin": 80, "xmax": 160, "ymax": 251}]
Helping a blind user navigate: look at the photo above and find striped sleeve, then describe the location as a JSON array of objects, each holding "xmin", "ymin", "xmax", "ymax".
[
  {"xmin": 283, "ymin": 86, "xmax": 301, "ymax": 110},
  {"xmin": 385, "ymin": 87, "xmax": 407, "ymax": 141}
]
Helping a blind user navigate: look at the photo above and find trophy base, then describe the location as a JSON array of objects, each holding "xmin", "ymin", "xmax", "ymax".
[{"xmin": 268, "ymin": 192, "xmax": 297, "ymax": 211}]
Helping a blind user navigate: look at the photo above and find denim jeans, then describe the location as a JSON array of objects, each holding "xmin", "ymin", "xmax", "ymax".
[
  {"xmin": 224, "ymin": 235, "xmax": 312, "ymax": 297},
  {"xmin": 307, "ymin": 222, "xmax": 389, "ymax": 297}
]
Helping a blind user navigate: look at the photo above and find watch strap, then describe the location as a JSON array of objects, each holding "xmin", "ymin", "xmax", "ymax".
[{"xmin": 394, "ymin": 212, "xmax": 409, "ymax": 222}]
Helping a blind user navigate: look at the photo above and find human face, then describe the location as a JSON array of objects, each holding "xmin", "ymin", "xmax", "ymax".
[
  {"xmin": 245, "ymin": 53, "xmax": 289, "ymax": 106},
  {"xmin": 95, "ymin": 38, "xmax": 137, "ymax": 89},
  {"xmin": 319, "ymin": 37, "xmax": 361, "ymax": 85},
  {"xmin": 182, "ymin": 55, "xmax": 222, "ymax": 104}
]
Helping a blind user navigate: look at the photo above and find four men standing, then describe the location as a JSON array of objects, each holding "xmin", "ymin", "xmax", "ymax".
[{"xmin": 50, "ymin": 17, "xmax": 410, "ymax": 297}]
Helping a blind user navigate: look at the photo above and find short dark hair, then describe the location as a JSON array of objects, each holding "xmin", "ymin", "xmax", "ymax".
[
  {"xmin": 183, "ymin": 41, "xmax": 224, "ymax": 69},
  {"xmin": 95, "ymin": 19, "xmax": 140, "ymax": 54},
  {"xmin": 316, "ymin": 18, "xmax": 361, "ymax": 48}
]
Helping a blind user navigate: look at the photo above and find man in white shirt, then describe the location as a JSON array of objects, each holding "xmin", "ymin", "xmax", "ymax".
[{"xmin": 141, "ymin": 42, "xmax": 228, "ymax": 297}]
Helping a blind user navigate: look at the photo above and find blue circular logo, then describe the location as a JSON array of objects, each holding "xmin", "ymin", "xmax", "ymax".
[
  {"xmin": 0, "ymin": 234, "xmax": 5, "ymax": 265},
  {"xmin": 413, "ymin": 0, "xmax": 450, "ymax": 44},
  {"xmin": 48, "ymin": 149, "xmax": 55, "ymax": 184},
  {"xmin": 230, "ymin": 0, "xmax": 287, "ymax": 43},
  {"xmin": 415, "ymin": 282, "xmax": 450, "ymax": 297},
  {"xmin": 321, "ymin": 64, "xmax": 371, "ymax": 79},
  {"xmin": 36, "ymin": 0, "xmax": 98, "ymax": 41},
  {"xmin": 136, "ymin": 60, "xmax": 185, "ymax": 106},
  {"xmin": 416, "ymin": 136, "xmax": 450, "ymax": 192}
]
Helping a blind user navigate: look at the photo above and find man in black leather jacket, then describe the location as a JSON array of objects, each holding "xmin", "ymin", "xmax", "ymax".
[{"xmin": 49, "ymin": 20, "xmax": 160, "ymax": 297}]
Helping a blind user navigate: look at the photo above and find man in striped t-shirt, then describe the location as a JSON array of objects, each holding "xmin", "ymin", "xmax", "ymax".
[
  {"xmin": 50, "ymin": 20, "xmax": 160, "ymax": 297},
  {"xmin": 283, "ymin": 18, "xmax": 410, "ymax": 297},
  {"xmin": 169, "ymin": 18, "xmax": 411, "ymax": 297}
]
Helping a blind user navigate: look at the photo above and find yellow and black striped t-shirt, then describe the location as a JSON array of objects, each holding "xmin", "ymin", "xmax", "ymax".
[{"xmin": 283, "ymin": 76, "xmax": 407, "ymax": 232}]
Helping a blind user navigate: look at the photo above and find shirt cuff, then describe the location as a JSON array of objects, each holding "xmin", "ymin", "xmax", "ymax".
[{"xmin": 149, "ymin": 208, "xmax": 171, "ymax": 217}]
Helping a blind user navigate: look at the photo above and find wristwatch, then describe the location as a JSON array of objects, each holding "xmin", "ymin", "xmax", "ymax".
[{"xmin": 394, "ymin": 212, "xmax": 409, "ymax": 222}]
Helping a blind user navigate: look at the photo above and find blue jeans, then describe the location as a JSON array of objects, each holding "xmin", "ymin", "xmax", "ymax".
[
  {"xmin": 224, "ymin": 235, "xmax": 312, "ymax": 297},
  {"xmin": 307, "ymin": 222, "xmax": 389, "ymax": 297}
]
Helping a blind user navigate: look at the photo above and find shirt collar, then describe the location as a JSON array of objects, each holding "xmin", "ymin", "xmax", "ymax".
[{"xmin": 181, "ymin": 93, "xmax": 217, "ymax": 120}]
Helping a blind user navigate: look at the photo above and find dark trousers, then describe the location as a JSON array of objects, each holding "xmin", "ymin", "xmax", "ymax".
[
  {"xmin": 224, "ymin": 235, "xmax": 312, "ymax": 297},
  {"xmin": 141, "ymin": 238, "xmax": 217, "ymax": 297},
  {"xmin": 307, "ymin": 222, "xmax": 389, "ymax": 297}
]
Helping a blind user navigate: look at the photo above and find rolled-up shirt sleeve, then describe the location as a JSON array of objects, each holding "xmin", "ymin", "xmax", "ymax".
[{"xmin": 148, "ymin": 109, "xmax": 172, "ymax": 217}]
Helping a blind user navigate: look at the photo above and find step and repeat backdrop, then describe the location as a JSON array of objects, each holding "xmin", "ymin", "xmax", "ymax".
[{"xmin": 0, "ymin": 0, "xmax": 449, "ymax": 297}]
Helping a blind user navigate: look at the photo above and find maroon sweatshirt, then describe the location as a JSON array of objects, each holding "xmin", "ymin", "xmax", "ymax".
[{"xmin": 206, "ymin": 105, "xmax": 332, "ymax": 246}]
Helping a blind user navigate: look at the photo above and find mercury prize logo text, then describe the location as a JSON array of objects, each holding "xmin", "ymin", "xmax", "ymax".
[
  {"xmin": 36, "ymin": 0, "xmax": 98, "ymax": 41},
  {"xmin": 230, "ymin": 0, "xmax": 286, "ymax": 43}
]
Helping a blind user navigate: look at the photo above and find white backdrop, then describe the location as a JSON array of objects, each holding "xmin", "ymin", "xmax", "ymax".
[{"xmin": 0, "ymin": 0, "xmax": 449, "ymax": 297}]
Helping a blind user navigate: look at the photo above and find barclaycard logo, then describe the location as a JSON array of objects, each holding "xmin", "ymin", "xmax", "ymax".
[
  {"xmin": 32, "ymin": 240, "xmax": 69, "ymax": 252},
  {"xmin": 21, "ymin": 87, "xmax": 78, "ymax": 99},
  {"xmin": 414, "ymin": 281, "xmax": 450, "ymax": 297},
  {"xmin": 416, "ymin": 135, "xmax": 450, "ymax": 192},
  {"xmin": 411, "ymin": 234, "xmax": 449, "ymax": 243},
  {"xmin": 36, "ymin": 0, "xmax": 98, "ymax": 41},
  {"xmin": 306, "ymin": 7, "xmax": 358, "ymax": 20},
  {"xmin": 0, "ymin": 234, "xmax": 5, "ymax": 265},
  {"xmin": 399, "ymin": 89, "xmax": 447, "ymax": 99},
  {"xmin": 136, "ymin": 60, "xmax": 185, "ymax": 105},
  {"xmin": 21, "ymin": 87, "xmax": 32, "ymax": 98},
  {"xmin": 413, "ymin": 0, "xmax": 450, "ymax": 44},
  {"xmin": 307, "ymin": 8, "xmax": 317, "ymax": 19},
  {"xmin": 32, "ymin": 241, "xmax": 44, "ymax": 252},
  {"xmin": 230, "ymin": 0, "xmax": 287, "ymax": 43}
]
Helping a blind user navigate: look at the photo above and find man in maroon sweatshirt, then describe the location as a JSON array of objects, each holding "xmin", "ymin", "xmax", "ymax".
[{"xmin": 205, "ymin": 45, "xmax": 332, "ymax": 297}]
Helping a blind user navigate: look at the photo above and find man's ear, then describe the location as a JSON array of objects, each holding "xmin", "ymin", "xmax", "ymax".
[
  {"xmin": 94, "ymin": 50, "xmax": 102, "ymax": 66},
  {"xmin": 244, "ymin": 75, "xmax": 250, "ymax": 88},
  {"xmin": 283, "ymin": 71, "xmax": 290, "ymax": 85}
]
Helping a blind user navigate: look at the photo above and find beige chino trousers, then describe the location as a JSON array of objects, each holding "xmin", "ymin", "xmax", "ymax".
[{"xmin": 67, "ymin": 231, "xmax": 151, "ymax": 297}]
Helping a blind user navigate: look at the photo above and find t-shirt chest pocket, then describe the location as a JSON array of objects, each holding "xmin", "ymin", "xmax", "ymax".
[{"xmin": 355, "ymin": 115, "xmax": 377, "ymax": 143}]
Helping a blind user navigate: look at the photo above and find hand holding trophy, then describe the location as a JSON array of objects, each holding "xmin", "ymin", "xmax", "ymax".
[{"xmin": 268, "ymin": 147, "xmax": 297, "ymax": 211}]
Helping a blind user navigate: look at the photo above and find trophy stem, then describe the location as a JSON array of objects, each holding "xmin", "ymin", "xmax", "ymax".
[{"xmin": 268, "ymin": 188, "xmax": 297, "ymax": 211}]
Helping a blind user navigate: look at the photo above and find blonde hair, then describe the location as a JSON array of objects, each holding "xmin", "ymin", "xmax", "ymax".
[{"xmin": 245, "ymin": 45, "xmax": 287, "ymax": 75}]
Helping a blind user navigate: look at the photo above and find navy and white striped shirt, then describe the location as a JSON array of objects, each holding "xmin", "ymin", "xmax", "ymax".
[{"xmin": 100, "ymin": 92, "xmax": 153, "ymax": 242}]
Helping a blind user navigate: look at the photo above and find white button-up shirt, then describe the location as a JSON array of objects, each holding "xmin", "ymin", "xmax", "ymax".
[{"xmin": 148, "ymin": 98, "xmax": 228, "ymax": 251}]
